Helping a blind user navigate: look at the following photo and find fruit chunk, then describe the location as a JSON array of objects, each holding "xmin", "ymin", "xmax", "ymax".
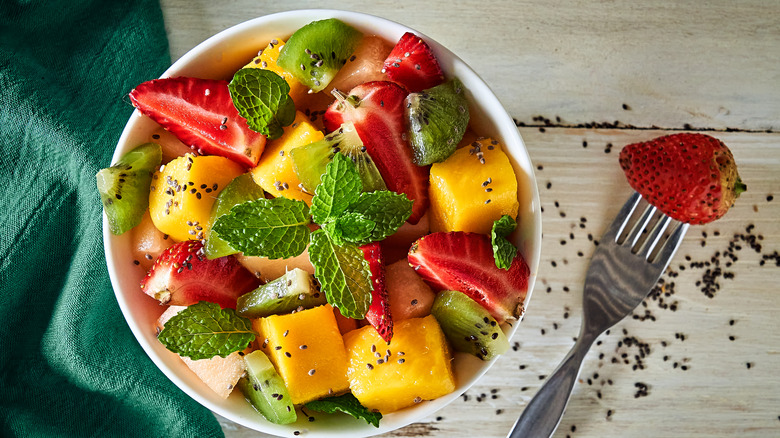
[
  {"xmin": 148, "ymin": 153, "xmax": 244, "ymax": 242},
  {"xmin": 277, "ymin": 18, "xmax": 363, "ymax": 93},
  {"xmin": 323, "ymin": 81, "xmax": 429, "ymax": 224},
  {"xmin": 619, "ymin": 133, "xmax": 746, "ymax": 224},
  {"xmin": 327, "ymin": 35, "xmax": 392, "ymax": 93},
  {"xmin": 407, "ymin": 231, "xmax": 530, "ymax": 323},
  {"xmin": 244, "ymin": 37, "xmax": 309, "ymax": 105},
  {"xmin": 250, "ymin": 111, "xmax": 323, "ymax": 205},
  {"xmin": 141, "ymin": 240, "xmax": 260, "ymax": 309},
  {"xmin": 360, "ymin": 243, "xmax": 393, "ymax": 342},
  {"xmin": 343, "ymin": 315, "xmax": 455, "ymax": 413},
  {"xmin": 405, "ymin": 78, "xmax": 469, "ymax": 165},
  {"xmin": 431, "ymin": 290, "xmax": 509, "ymax": 361},
  {"xmin": 156, "ymin": 306, "xmax": 249, "ymax": 399},
  {"xmin": 97, "ymin": 142, "xmax": 161, "ymax": 235},
  {"xmin": 384, "ymin": 259, "xmax": 435, "ymax": 321},
  {"xmin": 237, "ymin": 248, "xmax": 314, "ymax": 283},
  {"xmin": 254, "ymin": 304, "xmax": 350, "ymax": 405},
  {"xmin": 382, "ymin": 32, "xmax": 445, "ymax": 93},
  {"xmin": 290, "ymin": 122, "xmax": 386, "ymax": 193},
  {"xmin": 236, "ymin": 268, "xmax": 325, "ymax": 318},
  {"xmin": 131, "ymin": 210, "xmax": 174, "ymax": 270},
  {"xmin": 238, "ymin": 350, "xmax": 297, "ymax": 424},
  {"xmin": 428, "ymin": 138, "xmax": 519, "ymax": 234},
  {"xmin": 204, "ymin": 173, "xmax": 266, "ymax": 259},
  {"xmin": 129, "ymin": 77, "xmax": 266, "ymax": 167}
]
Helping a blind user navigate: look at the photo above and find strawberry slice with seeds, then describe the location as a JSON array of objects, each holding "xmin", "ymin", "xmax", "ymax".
[
  {"xmin": 382, "ymin": 32, "xmax": 445, "ymax": 93},
  {"xmin": 140, "ymin": 240, "xmax": 260, "ymax": 309},
  {"xmin": 619, "ymin": 133, "xmax": 746, "ymax": 224},
  {"xmin": 360, "ymin": 242, "xmax": 393, "ymax": 342},
  {"xmin": 129, "ymin": 77, "xmax": 266, "ymax": 168},
  {"xmin": 324, "ymin": 81, "xmax": 429, "ymax": 224},
  {"xmin": 407, "ymin": 231, "xmax": 530, "ymax": 323}
]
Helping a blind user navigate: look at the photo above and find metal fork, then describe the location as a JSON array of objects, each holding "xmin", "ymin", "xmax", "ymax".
[{"xmin": 507, "ymin": 191, "xmax": 689, "ymax": 438}]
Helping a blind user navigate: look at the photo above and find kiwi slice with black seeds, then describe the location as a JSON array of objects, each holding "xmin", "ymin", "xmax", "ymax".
[
  {"xmin": 236, "ymin": 268, "xmax": 325, "ymax": 318},
  {"xmin": 96, "ymin": 142, "xmax": 161, "ymax": 235},
  {"xmin": 431, "ymin": 290, "xmax": 509, "ymax": 361},
  {"xmin": 290, "ymin": 122, "xmax": 386, "ymax": 193},
  {"xmin": 404, "ymin": 78, "xmax": 470, "ymax": 166},
  {"xmin": 238, "ymin": 350, "xmax": 297, "ymax": 424},
  {"xmin": 277, "ymin": 18, "xmax": 363, "ymax": 93}
]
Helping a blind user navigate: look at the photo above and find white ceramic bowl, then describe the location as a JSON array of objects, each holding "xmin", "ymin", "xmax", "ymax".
[{"xmin": 104, "ymin": 9, "xmax": 541, "ymax": 438}]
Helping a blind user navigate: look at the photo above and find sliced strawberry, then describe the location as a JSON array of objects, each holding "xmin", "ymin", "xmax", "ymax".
[
  {"xmin": 129, "ymin": 77, "xmax": 266, "ymax": 168},
  {"xmin": 140, "ymin": 240, "xmax": 260, "ymax": 309},
  {"xmin": 382, "ymin": 32, "xmax": 445, "ymax": 93},
  {"xmin": 619, "ymin": 133, "xmax": 745, "ymax": 224},
  {"xmin": 360, "ymin": 242, "xmax": 393, "ymax": 342},
  {"xmin": 324, "ymin": 81, "xmax": 429, "ymax": 224},
  {"xmin": 407, "ymin": 231, "xmax": 530, "ymax": 323}
]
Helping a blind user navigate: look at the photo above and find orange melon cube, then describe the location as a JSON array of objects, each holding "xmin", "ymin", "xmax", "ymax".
[
  {"xmin": 343, "ymin": 315, "xmax": 455, "ymax": 413},
  {"xmin": 253, "ymin": 304, "xmax": 349, "ymax": 405},
  {"xmin": 429, "ymin": 138, "xmax": 519, "ymax": 234},
  {"xmin": 244, "ymin": 38, "xmax": 309, "ymax": 104},
  {"xmin": 250, "ymin": 111, "xmax": 324, "ymax": 206}
]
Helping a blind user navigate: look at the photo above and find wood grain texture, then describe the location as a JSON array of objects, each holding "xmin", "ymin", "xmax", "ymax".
[{"xmin": 157, "ymin": 1, "xmax": 780, "ymax": 436}]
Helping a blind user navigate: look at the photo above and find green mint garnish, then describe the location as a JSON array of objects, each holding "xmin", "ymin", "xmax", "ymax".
[
  {"xmin": 157, "ymin": 302, "xmax": 255, "ymax": 360},
  {"xmin": 348, "ymin": 191, "xmax": 413, "ymax": 245},
  {"xmin": 211, "ymin": 197, "xmax": 311, "ymax": 259},
  {"xmin": 330, "ymin": 212, "xmax": 376, "ymax": 245},
  {"xmin": 308, "ymin": 229, "xmax": 372, "ymax": 319},
  {"xmin": 491, "ymin": 214, "xmax": 518, "ymax": 270},
  {"xmin": 229, "ymin": 68, "xmax": 295, "ymax": 140},
  {"xmin": 305, "ymin": 393, "xmax": 382, "ymax": 428},
  {"xmin": 310, "ymin": 152, "xmax": 362, "ymax": 224}
]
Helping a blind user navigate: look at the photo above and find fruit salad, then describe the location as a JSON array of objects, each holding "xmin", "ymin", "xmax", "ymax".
[{"xmin": 98, "ymin": 18, "xmax": 531, "ymax": 428}]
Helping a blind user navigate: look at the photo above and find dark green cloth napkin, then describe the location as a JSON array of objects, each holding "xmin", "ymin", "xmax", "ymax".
[{"xmin": 0, "ymin": 1, "xmax": 224, "ymax": 436}]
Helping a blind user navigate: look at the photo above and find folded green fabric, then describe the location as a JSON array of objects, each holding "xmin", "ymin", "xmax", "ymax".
[{"xmin": 0, "ymin": 1, "xmax": 224, "ymax": 436}]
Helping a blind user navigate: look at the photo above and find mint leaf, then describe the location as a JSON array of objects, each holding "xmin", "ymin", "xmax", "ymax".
[
  {"xmin": 229, "ymin": 68, "xmax": 295, "ymax": 140},
  {"xmin": 157, "ymin": 302, "xmax": 255, "ymax": 360},
  {"xmin": 324, "ymin": 212, "xmax": 375, "ymax": 246},
  {"xmin": 491, "ymin": 215, "xmax": 518, "ymax": 270},
  {"xmin": 305, "ymin": 393, "xmax": 382, "ymax": 428},
  {"xmin": 347, "ymin": 191, "xmax": 413, "ymax": 244},
  {"xmin": 308, "ymin": 228, "xmax": 372, "ymax": 319},
  {"xmin": 212, "ymin": 197, "xmax": 310, "ymax": 259},
  {"xmin": 310, "ymin": 153, "xmax": 362, "ymax": 224}
]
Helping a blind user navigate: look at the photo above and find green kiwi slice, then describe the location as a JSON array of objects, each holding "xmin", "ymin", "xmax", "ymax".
[
  {"xmin": 236, "ymin": 268, "xmax": 325, "ymax": 318},
  {"xmin": 290, "ymin": 122, "xmax": 386, "ymax": 193},
  {"xmin": 238, "ymin": 350, "xmax": 297, "ymax": 424},
  {"xmin": 277, "ymin": 18, "xmax": 363, "ymax": 92},
  {"xmin": 96, "ymin": 142, "xmax": 161, "ymax": 235},
  {"xmin": 431, "ymin": 290, "xmax": 509, "ymax": 361},
  {"xmin": 404, "ymin": 78, "xmax": 470, "ymax": 165},
  {"xmin": 204, "ymin": 173, "xmax": 265, "ymax": 259}
]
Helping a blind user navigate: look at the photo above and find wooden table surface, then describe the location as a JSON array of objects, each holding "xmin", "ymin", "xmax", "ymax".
[{"xmin": 159, "ymin": 1, "xmax": 780, "ymax": 436}]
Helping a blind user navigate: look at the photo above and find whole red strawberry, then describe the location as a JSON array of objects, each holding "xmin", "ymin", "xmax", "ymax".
[
  {"xmin": 140, "ymin": 240, "xmax": 260, "ymax": 309},
  {"xmin": 619, "ymin": 133, "xmax": 746, "ymax": 224}
]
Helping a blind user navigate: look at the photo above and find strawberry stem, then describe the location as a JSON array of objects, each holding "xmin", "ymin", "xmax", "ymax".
[
  {"xmin": 330, "ymin": 89, "xmax": 360, "ymax": 108},
  {"xmin": 734, "ymin": 177, "xmax": 747, "ymax": 197}
]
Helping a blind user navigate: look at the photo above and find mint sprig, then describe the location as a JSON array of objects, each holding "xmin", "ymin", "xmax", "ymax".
[
  {"xmin": 348, "ymin": 191, "xmax": 413, "ymax": 245},
  {"xmin": 305, "ymin": 393, "xmax": 382, "ymax": 428},
  {"xmin": 229, "ymin": 68, "xmax": 295, "ymax": 140},
  {"xmin": 211, "ymin": 197, "xmax": 311, "ymax": 259},
  {"xmin": 491, "ymin": 214, "xmax": 518, "ymax": 270},
  {"xmin": 157, "ymin": 302, "xmax": 255, "ymax": 360},
  {"xmin": 310, "ymin": 153, "xmax": 362, "ymax": 224}
]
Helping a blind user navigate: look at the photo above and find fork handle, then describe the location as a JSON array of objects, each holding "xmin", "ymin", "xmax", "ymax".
[{"xmin": 507, "ymin": 333, "xmax": 595, "ymax": 438}]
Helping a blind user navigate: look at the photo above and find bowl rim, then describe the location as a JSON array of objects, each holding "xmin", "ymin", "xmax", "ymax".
[{"xmin": 105, "ymin": 8, "xmax": 541, "ymax": 437}]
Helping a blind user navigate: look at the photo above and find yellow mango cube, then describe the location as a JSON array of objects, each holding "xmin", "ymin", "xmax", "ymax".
[
  {"xmin": 429, "ymin": 138, "xmax": 519, "ymax": 234},
  {"xmin": 253, "ymin": 304, "xmax": 349, "ymax": 405},
  {"xmin": 148, "ymin": 154, "xmax": 244, "ymax": 242},
  {"xmin": 244, "ymin": 38, "xmax": 309, "ymax": 104},
  {"xmin": 250, "ymin": 111, "xmax": 324, "ymax": 206},
  {"xmin": 343, "ymin": 315, "xmax": 455, "ymax": 413}
]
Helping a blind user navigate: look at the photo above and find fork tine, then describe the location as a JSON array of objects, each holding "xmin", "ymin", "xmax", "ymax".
[
  {"xmin": 603, "ymin": 191, "xmax": 642, "ymax": 243},
  {"xmin": 651, "ymin": 221, "xmax": 690, "ymax": 266},
  {"xmin": 623, "ymin": 203, "xmax": 656, "ymax": 247},
  {"xmin": 636, "ymin": 214, "xmax": 672, "ymax": 259}
]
